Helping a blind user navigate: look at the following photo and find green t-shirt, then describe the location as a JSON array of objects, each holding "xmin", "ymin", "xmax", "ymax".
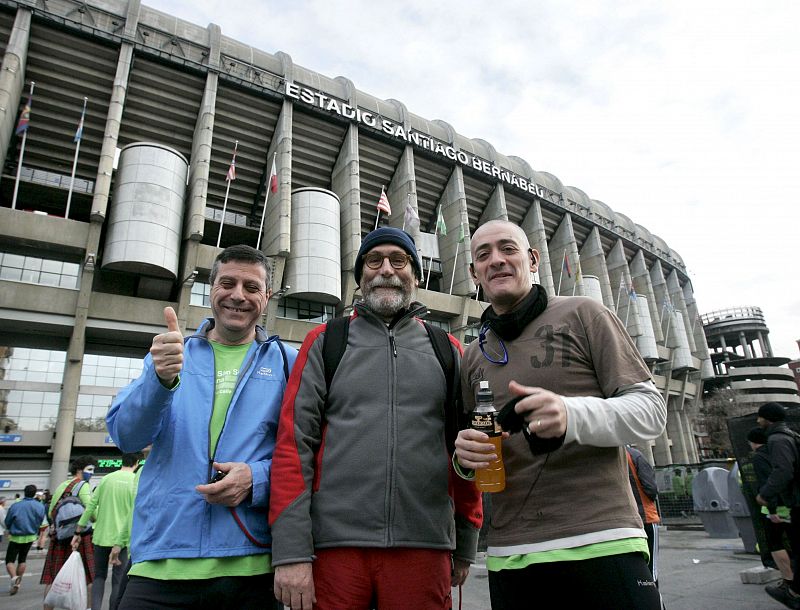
[
  {"xmin": 77, "ymin": 468, "xmax": 136, "ymax": 547},
  {"xmin": 131, "ymin": 340, "xmax": 271, "ymax": 580},
  {"xmin": 486, "ymin": 538, "xmax": 649, "ymax": 571}
]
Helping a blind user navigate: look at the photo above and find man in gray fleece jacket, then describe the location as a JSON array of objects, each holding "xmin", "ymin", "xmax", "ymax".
[{"xmin": 270, "ymin": 227, "xmax": 482, "ymax": 610}]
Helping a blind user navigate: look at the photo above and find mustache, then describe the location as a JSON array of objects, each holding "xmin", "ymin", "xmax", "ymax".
[{"xmin": 366, "ymin": 276, "xmax": 404, "ymax": 289}]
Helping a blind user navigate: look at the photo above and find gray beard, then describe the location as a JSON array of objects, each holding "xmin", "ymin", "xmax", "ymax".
[{"xmin": 363, "ymin": 278, "xmax": 413, "ymax": 318}]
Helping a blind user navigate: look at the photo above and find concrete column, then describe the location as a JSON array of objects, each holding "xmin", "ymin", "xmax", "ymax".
[
  {"xmin": 763, "ymin": 332, "xmax": 774, "ymax": 358},
  {"xmin": 50, "ymin": 220, "xmax": 103, "ymax": 489},
  {"xmin": 183, "ymin": 23, "xmax": 220, "ymax": 242},
  {"xmin": 436, "ymin": 167, "xmax": 471, "ymax": 296},
  {"xmin": 332, "ymin": 123, "xmax": 362, "ymax": 310},
  {"xmin": 739, "ymin": 331, "xmax": 753, "ymax": 359},
  {"xmin": 479, "ymin": 184, "xmax": 508, "ymax": 224},
  {"xmin": 579, "ymin": 227, "xmax": 613, "ymax": 308},
  {"xmin": 666, "ymin": 404, "xmax": 689, "ymax": 464},
  {"xmin": 264, "ymin": 256, "xmax": 286, "ymax": 334},
  {"xmin": 667, "ymin": 271, "xmax": 696, "ymax": 352},
  {"xmin": 652, "ymin": 430, "xmax": 673, "ymax": 466},
  {"xmin": 520, "ymin": 201, "xmax": 554, "ymax": 295},
  {"xmin": 259, "ymin": 99, "xmax": 293, "ymax": 257},
  {"xmin": 649, "ymin": 261, "xmax": 670, "ymax": 346},
  {"xmin": 606, "ymin": 240, "xmax": 641, "ymax": 337},
  {"xmin": 0, "ymin": 7, "xmax": 32, "ymax": 176},
  {"xmin": 386, "ymin": 146, "xmax": 417, "ymax": 236},
  {"xmin": 681, "ymin": 411, "xmax": 699, "ymax": 463},
  {"xmin": 90, "ymin": 0, "xmax": 140, "ymax": 220},
  {"xmin": 630, "ymin": 250, "xmax": 663, "ymax": 343},
  {"xmin": 547, "ymin": 214, "xmax": 579, "ymax": 296}
]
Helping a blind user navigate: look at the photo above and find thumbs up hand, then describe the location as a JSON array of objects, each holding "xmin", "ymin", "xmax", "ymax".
[{"xmin": 151, "ymin": 306, "xmax": 184, "ymax": 387}]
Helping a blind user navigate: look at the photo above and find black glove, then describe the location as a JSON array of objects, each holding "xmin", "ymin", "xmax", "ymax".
[{"xmin": 497, "ymin": 396, "xmax": 565, "ymax": 455}]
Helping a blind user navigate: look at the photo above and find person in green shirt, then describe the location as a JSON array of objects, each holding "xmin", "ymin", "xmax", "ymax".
[{"xmin": 72, "ymin": 453, "xmax": 140, "ymax": 610}]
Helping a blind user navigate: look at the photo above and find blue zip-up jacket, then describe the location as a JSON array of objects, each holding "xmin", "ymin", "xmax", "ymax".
[
  {"xmin": 106, "ymin": 319, "xmax": 297, "ymax": 564},
  {"xmin": 5, "ymin": 497, "xmax": 46, "ymax": 536}
]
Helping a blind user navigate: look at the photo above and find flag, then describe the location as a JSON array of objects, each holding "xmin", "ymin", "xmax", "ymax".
[
  {"xmin": 435, "ymin": 207, "xmax": 447, "ymax": 236},
  {"xmin": 15, "ymin": 94, "xmax": 31, "ymax": 135},
  {"xmin": 629, "ymin": 286, "xmax": 637, "ymax": 301},
  {"xmin": 458, "ymin": 223, "xmax": 466, "ymax": 243},
  {"xmin": 404, "ymin": 202, "xmax": 419, "ymax": 227},
  {"xmin": 269, "ymin": 155, "xmax": 278, "ymax": 193},
  {"xmin": 377, "ymin": 188, "xmax": 391, "ymax": 215},
  {"xmin": 73, "ymin": 101, "xmax": 86, "ymax": 143},
  {"xmin": 226, "ymin": 142, "xmax": 238, "ymax": 182},
  {"xmin": 562, "ymin": 251, "xmax": 572, "ymax": 278}
]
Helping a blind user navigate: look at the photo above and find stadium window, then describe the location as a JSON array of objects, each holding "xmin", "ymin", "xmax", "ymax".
[
  {"xmin": 0, "ymin": 252, "xmax": 79, "ymax": 289},
  {"xmin": 191, "ymin": 281, "xmax": 211, "ymax": 307},
  {"xmin": 278, "ymin": 297, "xmax": 335, "ymax": 323}
]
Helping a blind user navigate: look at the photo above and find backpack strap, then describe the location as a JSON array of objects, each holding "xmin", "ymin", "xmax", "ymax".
[
  {"xmin": 50, "ymin": 479, "xmax": 81, "ymax": 522},
  {"xmin": 320, "ymin": 316, "xmax": 462, "ymax": 454},
  {"xmin": 422, "ymin": 322, "xmax": 461, "ymax": 455},
  {"xmin": 322, "ymin": 316, "xmax": 351, "ymax": 390}
]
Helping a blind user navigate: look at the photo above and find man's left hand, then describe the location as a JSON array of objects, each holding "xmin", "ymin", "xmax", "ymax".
[
  {"xmin": 508, "ymin": 380, "xmax": 567, "ymax": 438},
  {"xmin": 452, "ymin": 558, "xmax": 470, "ymax": 586},
  {"xmin": 195, "ymin": 461, "xmax": 252, "ymax": 507},
  {"xmin": 70, "ymin": 533, "xmax": 81, "ymax": 551}
]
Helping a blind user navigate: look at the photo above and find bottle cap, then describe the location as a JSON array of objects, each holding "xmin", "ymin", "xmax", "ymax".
[{"xmin": 476, "ymin": 380, "xmax": 493, "ymax": 402}]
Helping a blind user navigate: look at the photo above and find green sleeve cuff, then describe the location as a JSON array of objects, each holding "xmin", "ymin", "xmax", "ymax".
[{"xmin": 452, "ymin": 453, "xmax": 475, "ymax": 481}]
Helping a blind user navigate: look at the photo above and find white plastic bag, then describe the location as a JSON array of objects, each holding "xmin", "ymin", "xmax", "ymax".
[{"xmin": 44, "ymin": 550, "xmax": 87, "ymax": 610}]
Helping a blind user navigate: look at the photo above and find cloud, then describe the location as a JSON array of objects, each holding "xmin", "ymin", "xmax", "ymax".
[{"xmin": 158, "ymin": 0, "xmax": 799, "ymax": 359}]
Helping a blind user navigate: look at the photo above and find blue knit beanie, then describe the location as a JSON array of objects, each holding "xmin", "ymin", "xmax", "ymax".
[{"xmin": 354, "ymin": 227, "xmax": 423, "ymax": 285}]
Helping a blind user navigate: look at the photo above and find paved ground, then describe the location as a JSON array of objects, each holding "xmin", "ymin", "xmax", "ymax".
[{"xmin": 0, "ymin": 527, "xmax": 789, "ymax": 609}]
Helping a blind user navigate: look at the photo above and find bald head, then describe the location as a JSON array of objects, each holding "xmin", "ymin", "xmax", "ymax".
[
  {"xmin": 470, "ymin": 220, "xmax": 539, "ymax": 313},
  {"xmin": 471, "ymin": 220, "xmax": 531, "ymax": 257}
]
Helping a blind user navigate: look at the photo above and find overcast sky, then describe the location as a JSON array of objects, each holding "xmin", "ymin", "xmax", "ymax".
[{"xmin": 159, "ymin": 0, "xmax": 799, "ymax": 359}]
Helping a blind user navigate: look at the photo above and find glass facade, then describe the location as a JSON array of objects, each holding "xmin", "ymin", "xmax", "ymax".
[
  {"xmin": 0, "ymin": 252, "xmax": 80, "ymax": 289},
  {"xmin": 278, "ymin": 297, "xmax": 335, "ymax": 323},
  {"xmin": 0, "ymin": 347, "xmax": 142, "ymax": 432}
]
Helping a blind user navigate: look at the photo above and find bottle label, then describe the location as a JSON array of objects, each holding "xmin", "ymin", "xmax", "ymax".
[{"xmin": 470, "ymin": 411, "xmax": 502, "ymax": 437}]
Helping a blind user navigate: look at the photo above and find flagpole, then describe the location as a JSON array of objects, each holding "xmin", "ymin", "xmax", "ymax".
[
  {"xmin": 624, "ymin": 293, "xmax": 632, "ymax": 327},
  {"xmin": 374, "ymin": 211, "xmax": 381, "ymax": 231},
  {"xmin": 216, "ymin": 140, "xmax": 237, "ymax": 249},
  {"xmin": 556, "ymin": 251, "xmax": 565, "ymax": 295},
  {"xmin": 65, "ymin": 96, "xmax": 88, "ymax": 219},
  {"xmin": 11, "ymin": 81, "xmax": 34, "ymax": 210},
  {"xmin": 615, "ymin": 276, "xmax": 625, "ymax": 312},
  {"xmin": 425, "ymin": 223, "xmax": 437, "ymax": 290},
  {"xmin": 402, "ymin": 193, "xmax": 409, "ymax": 231},
  {"xmin": 257, "ymin": 151, "xmax": 278, "ymax": 250},
  {"xmin": 256, "ymin": 183, "xmax": 269, "ymax": 251},
  {"xmin": 448, "ymin": 243, "xmax": 459, "ymax": 295}
]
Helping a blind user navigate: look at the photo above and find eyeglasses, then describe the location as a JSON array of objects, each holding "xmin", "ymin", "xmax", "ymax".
[
  {"xmin": 363, "ymin": 252, "xmax": 412, "ymax": 270},
  {"xmin": 478, "ymin": 321, "xmax": 508, "ymax": 365}
]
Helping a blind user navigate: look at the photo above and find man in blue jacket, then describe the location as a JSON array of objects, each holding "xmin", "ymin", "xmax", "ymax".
[
  {"xmin": 107, "ymin": 244, "xmax": 297, "ymax": 610},
  {"xmin": 4, "ymin": 484, "xmax": 46, "ymax": 596}
]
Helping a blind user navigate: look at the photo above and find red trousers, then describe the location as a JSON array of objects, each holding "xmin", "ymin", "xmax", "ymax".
[{"xmin": 313, "ymin": 547, "xmax": 452, "ymax": 610}]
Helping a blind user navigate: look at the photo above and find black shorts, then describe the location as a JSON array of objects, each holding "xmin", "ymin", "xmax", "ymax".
[
  {"xmin": 5, "ymin": 540, "xmax": 34, "ymax": 565},
  {"xmin": 118, "ymin": 572, "xmax": 275, "ymax": 610},
  {"xmin": 488, "ymin": 551, "xmax": 663, "ymax": 610}
]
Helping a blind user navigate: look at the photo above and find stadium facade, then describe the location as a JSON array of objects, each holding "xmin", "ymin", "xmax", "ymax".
[{"xmin": 0, "ymin": 0, "xmax": 712, "ymax": 490}]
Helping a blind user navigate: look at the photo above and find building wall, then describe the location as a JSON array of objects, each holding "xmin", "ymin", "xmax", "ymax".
[{"xmin": 0, "ymin": 0, "xmax": 711, "ymax": 485}]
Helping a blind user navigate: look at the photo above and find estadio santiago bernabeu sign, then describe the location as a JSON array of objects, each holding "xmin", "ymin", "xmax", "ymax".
[{"xmin": 284, "ymin": 82, "xmax": 544, "ymax": 199}]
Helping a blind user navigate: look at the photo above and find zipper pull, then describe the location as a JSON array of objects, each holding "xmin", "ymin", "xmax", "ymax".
[{"xmin": 389, "ymin": 335, "xmax": 397, "ymax": 358}]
